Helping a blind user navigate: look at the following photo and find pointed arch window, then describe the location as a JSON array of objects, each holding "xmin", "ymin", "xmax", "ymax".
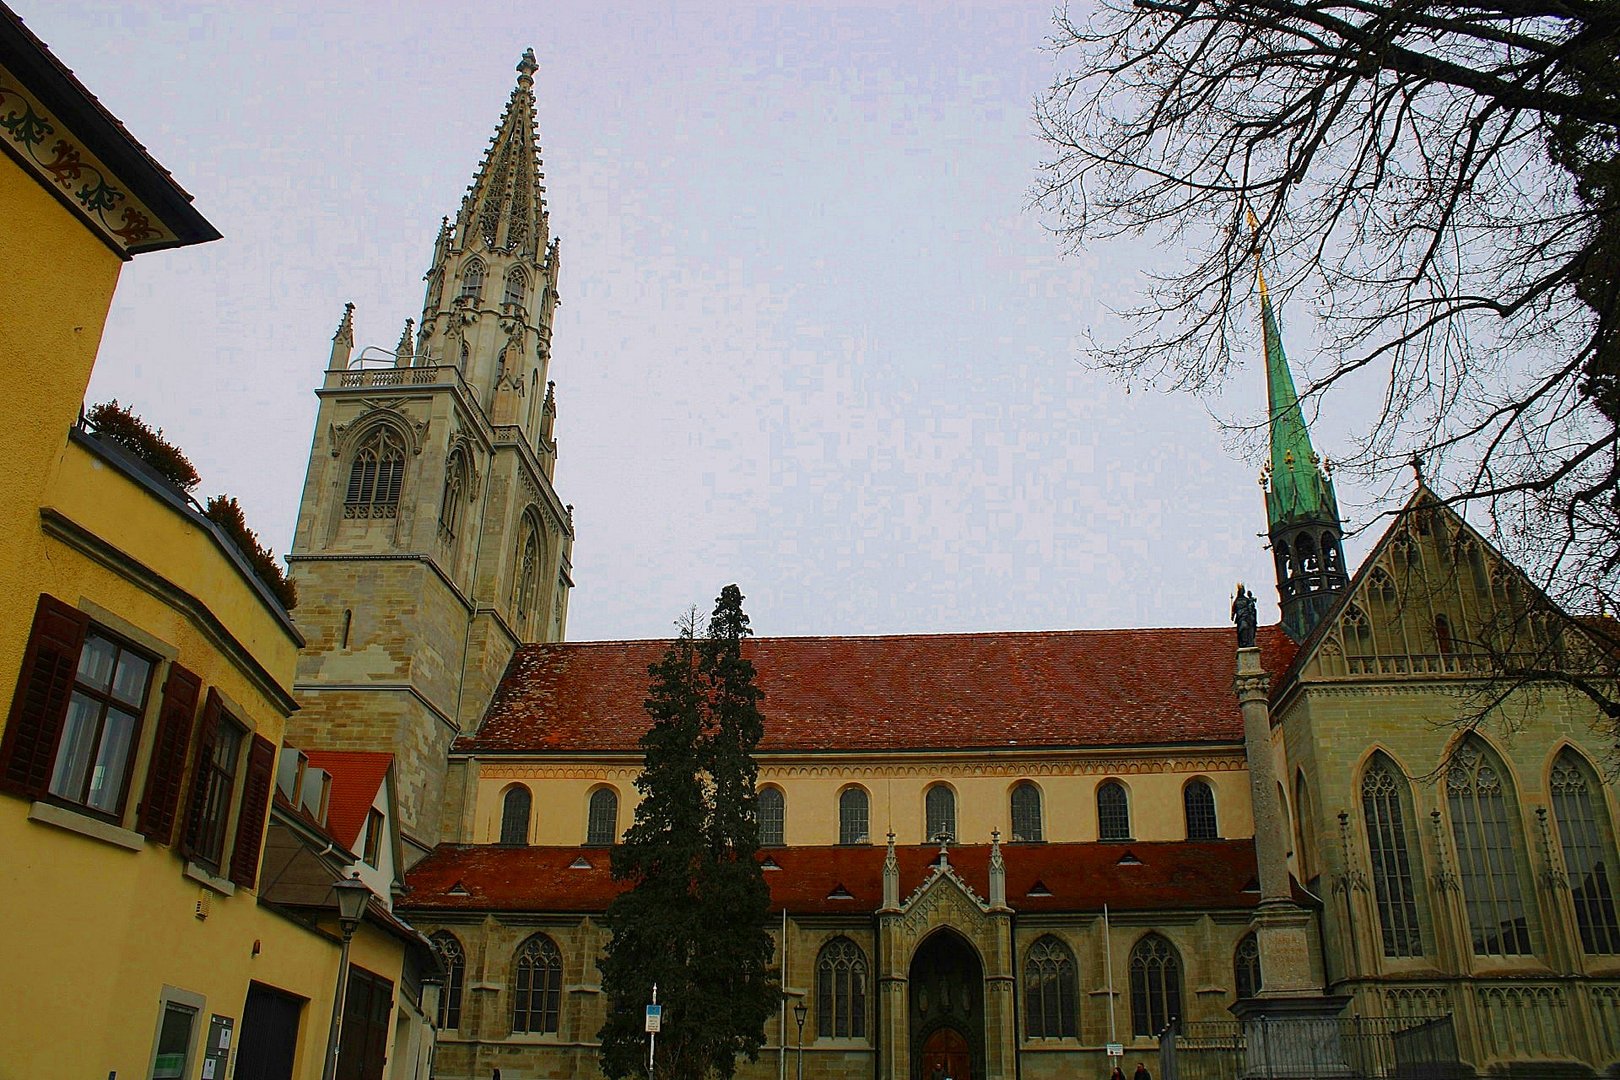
[
  {"xmin": 1295, "ymin": 771, "xmax": 1319, "ymax": 884},
  {"xmin": 1184, "ymin": 779, "xmax": 1218, "ymax": 840},
  {"xmin": 1447, "ymin": 739, "xmax": 1532, "ymax": 955},
  {"xmin": 1024, "ymin": 935, "xmax": 1077, "ymax": 1038},
  {"xmin": 1011, "ymin": 781, "xmax": 1043, "ymax": 843},
  {"xmin": 344, "ymin": 427, "xmax": 405, "ymax": 519},
  {"xmin": 586, "ymin": 787, "xmax": 618, "ymax": 846},
  {"xmin": 500, "ymin": 785, "xmax": 531, "ymax": 846},
  {"xmin": 1098, "ymin": 780, "xmax": 1130, "ymax": 841},
  {"xmin": 815, "ymin": 937, "xmax": 868, "ymax": 1039},
  {"xmin": 430, "ymin": 931, "xmax": 465, "ymax": 1029},
  {"xmin": 512, "ymin": 933, "xmax": 563, "ymax": 1033},
  {"xmin": 759, "ymin": 786, "xmax": 785, "ymax": 847},
  {"xmin": 1343, "ymin": 606, "xmax": 1374, "ymax": 657},
  {"xmin": 1368, "ymin": 568, "xmax": 1398, "ymax": 606},
  {"xmin": 1234, "ymin": 934, "xmax": 1261, "ymax": 1000},
  {"xmin": 1128, "ymin": 934, "xmax": 1183, "ymax": 1037},
  {"xmin": 439, "ymin": 448, "xmax": 469, "ymax": 543},
  {"xmin": 1434, "ymin": 614, "xmax": 1454, "ymax": 655},
  {"xmin": 1361, "ymin": 757, "xmax": 1424, "ymax": 957},
  {"xmin": 513, "ymin": 517, "xmax": 543, "ymax": 634},
  {"xmin": 925, "ymin": 784, "xmax": 956, "ymax": 843},
  {"xmin": 426, "ymin": 268, "xmax": 444, "ymax": 310},
  {"xmin": 1550, "ymin": 750, "xmax": 1620, "ymax": 954},
  {"xmin": 459, "ymin": 258, "xmax": 485, "ymax": 303},
  {"xmin": 503, "ymin": 266, "xmax": 527, "ymax": 307},
  {"xmin": 838, "ymin": 787, "xmax": 869, "ymax": 845}
]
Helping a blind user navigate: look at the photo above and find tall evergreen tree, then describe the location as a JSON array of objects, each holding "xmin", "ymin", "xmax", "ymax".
[{"xmin": 598, "ymin": 587, "xmax": 777, "ymax": 1080}]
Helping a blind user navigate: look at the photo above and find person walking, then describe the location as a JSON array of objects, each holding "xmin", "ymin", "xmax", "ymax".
[
  {"xmin": 1109, "ymin": 1066, "xmax": 1126, "ymax": 1080},
  {"xmin": 1133, "ymin": 1062, "xmax": 1152, "ymax": 1080}
]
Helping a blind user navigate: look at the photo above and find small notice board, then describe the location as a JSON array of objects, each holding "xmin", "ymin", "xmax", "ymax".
[
  {"xmin": 646, "ymin": 1004, "xmax": 663, "ymax": 1033},
  {"xmin": 1106, "ymin": 1043, "xmax": 1124, "ymax": 1057}
]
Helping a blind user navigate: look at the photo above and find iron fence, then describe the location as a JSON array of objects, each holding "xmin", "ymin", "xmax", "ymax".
[{"xmin": 1158, "ymin": 1014, "xmax": 1467, "ymax": 1080}]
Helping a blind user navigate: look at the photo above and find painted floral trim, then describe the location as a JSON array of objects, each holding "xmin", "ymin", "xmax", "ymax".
[{"xmin": 0, "ymin": 66, "xmax": 171, "ymax": 251}]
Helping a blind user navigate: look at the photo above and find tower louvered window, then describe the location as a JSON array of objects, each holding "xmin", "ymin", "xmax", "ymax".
[
  {"xmin": 344, "ymin": 429, "xmax": 405, "ymax": 519},
  {"xmin": 1447, "ymin": 739, "xmax": 1532, "ymax": 955},
  {"xmin": 759, "ymin": 786, "xmax": 785, "ymax": 846},
  {"xmin": 512, "ymin": 934, "xmax": 562, "ymax": 1033},
  {"xmin": 1362, "ymin": 758, "xmax": 1424, "ymax": 957},
  {"xmin": 1024, "ymin": 935, "xmax": 1077, "ymax": 1038},
  {"xmin": 925, "ymin": 784, "xmax": 956, "ymax": 842},
  {"xmin": 1550, "ymin": 750, "xmax": 1620, "ymax": 954},
  {"xmin": 1011, "ymin": 781, "xmax": 1043, "ymax": 842},
  {"xmin": 816, "ymin": 937, "xmax": 868, "ymax": 1039},
  {"xmin": 1098, "ymin": 780, "xmax": 1130, "ymax": 841},
  {"xmin": 1129, "ymin": 934, "xmax": 1182, "ymax": 1037},
  {"xmin": 1184, "ymin": 779, "xmax": 1218, "ymax": 840}
]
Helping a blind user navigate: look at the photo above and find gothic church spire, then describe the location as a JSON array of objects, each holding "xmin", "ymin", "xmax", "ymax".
[{"xmin": 454, "ymin": 48, "xmax": 549, "ymax": 260}]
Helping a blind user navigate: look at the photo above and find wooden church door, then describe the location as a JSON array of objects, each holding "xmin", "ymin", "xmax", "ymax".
[{"xmin": 919, "ymin": 1027, "xmax": 971, "ymax": 1080}]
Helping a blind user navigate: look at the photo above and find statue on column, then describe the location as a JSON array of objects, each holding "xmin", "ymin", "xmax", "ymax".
[{"xmin": 1231, "ymin": 583, "xmax": 1258, "ymax": 648}]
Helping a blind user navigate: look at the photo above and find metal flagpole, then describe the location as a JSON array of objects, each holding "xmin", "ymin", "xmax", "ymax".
[
  {"xmin": 648, "ymin": 983, "xmax": 658, "ymax": 1080},
  {"xmin": 1104, "ymin": 904, "xmax": 1117, "ymax": 1046}
]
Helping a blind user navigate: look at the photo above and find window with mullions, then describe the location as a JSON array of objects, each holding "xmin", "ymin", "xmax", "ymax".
[
  {"xmin": 1184, "ymin": 779, "xmax": 1218, "ymax": 840},
  {"xmin": 438, "ymin": 449, "xmax": 469, "ymax": 543},
  {"xmin": 1234, "ymin": 934, "xmax": 1261, "ymax": 1000},
  {"xmin": 503, "ymin": 266, "xmax": 527, "ymax": 307},
  {"xmin": 925, "ymin": 784, "xmax": 956, "ymax": 842},
  {"xmin": 459, "ymin": 258, "xmax": 485, "ymax": 303},
  {"xmin": 586, "ymin": 787, "xmax": 618, "ymax": 846},
  {"xmin": 1011, "ymin": 781, "xmax": 1043, "ymax": 843},
  {"xmin": 1361, "ymin": 756, "xmax": 1425, "ymax": 957},
  {"xmin": 816, "ymin": 937, "xmax": 868, "ymax": 1039},
  {"xmin": 187, "ymin": 712, "xmax": 245, "ymax": 874},
  {"xmin": 431, "ymin": 931, "xmax": 466, "ymax": 1030},
  {"xmin": 1447, "ymin": 739, "xmax": 1532, "ymax": 955},
  {"xmin": 1098, "ymin": 780, "xmax": 1131, "ymax": 841},
  {"xmin": 512, "ymin": 934, "xmax": 563, "ymax": 1033},
  {"xmin": 758, "ymin": 786, "xmax": 785, "ymax": 847},
  {"xmin": 1024, "ymin": 935, "xmax": 1077, "ymax": 1038},
  {"xmin": 344, "ymin": 429, "xmax": 405, "ymax": 519},
  {"xmin": 1550, "ymin": 750, "xmax": 1620, "ymax": 954},
  {"xmin": 839, "ymin": 787, "xmax": 869, "ymax": 845},
  {"xmin": 48, "ymin": 630, "xmax": 154, "ymax": 817},
  {"xmin": 1129, "ymin": 934, "xmax": 1183, "ymax": 1037}
]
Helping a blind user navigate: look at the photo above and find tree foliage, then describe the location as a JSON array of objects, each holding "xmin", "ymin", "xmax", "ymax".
[
  {"xmin": 1035, "ymin": 0, "xmax": 1619, "ymax": 624},
  {"xmin": 598, "ymin": 586, "xmax": 777, "ymax": 1080}
]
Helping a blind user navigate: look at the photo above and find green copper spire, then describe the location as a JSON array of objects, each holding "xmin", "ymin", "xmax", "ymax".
[{"xmin": 1258, "ymin": 268, "xmax": 1339, "ymax": 529}]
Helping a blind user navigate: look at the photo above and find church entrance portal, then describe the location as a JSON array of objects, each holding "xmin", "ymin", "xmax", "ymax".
[{"xmin": 908, "ymin": 930, "xmax": 983, "ymax": 1080}]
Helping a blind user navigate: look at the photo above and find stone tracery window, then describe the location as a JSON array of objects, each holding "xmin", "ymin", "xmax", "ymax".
[
  {"xmin": 503, "ymin": 266, "xmax": 527, "ymax": 307},
  {"xmin": 460, "ymin": 257, "xmax": 485, "ymax": 303},
  {"xmin": 431, "ymin": 931, "xmax": 465, "ymax": 1029},
  {"xmin": 1024, "ymin": 935, "xmax": 1077, "ymax": 1038},
  {"xmin": 344, "ymin": 427, "xmax": 406, "ymax": 519},
  {"xmin": 1447, "ymin": 738, "xmax": 1532, "ymax": 955},
  {"xmin": 924, "ymin": 784, "xmax": 956, "ymax": 843},
  {"xmin": 1011, "ymin": 781, "xmax": 1043, "ymax": 843},
  {"xmin": 438, "ymin": 447, "xmax": 469, "ymax": 543},
  {"xmin": 1550, "ymin": 749, "xmax": 1620, "ymax": 954},
  {"xmin": 1361, "ymin": 755, "xmax": 1424, "ymax": 957},
  {"xmin": 1234, "ymin": 933, "xmax": 1261, "ymax": 1000},
  {"xmin": 513, "ymin": 516, "xmax": 543, "ymax": 634},
  {"xmin": 815, "ymin": 936, "xmax": 868, "ymax": 1039},
  {"xmin": 1128, "ymin": 933, "xmax": 1182, "ymax": 1037},
  {"xmin": 1184, "ymin": 778, "xmax": 1218, "ymax": 840},
  {"xmin": 512, "ymin": 933, "xmax": 563, "ymax": 1033},
  {"xmin": 1343, "ymin": 605, "xmax": 1373, "ymax": 657}
]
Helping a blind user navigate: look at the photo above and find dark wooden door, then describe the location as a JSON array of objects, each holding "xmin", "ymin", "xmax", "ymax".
[
  {"xmin": 236, "ymin": 983, "xmax": 303, "ymax": 1080},
  {"xmin": 336, "ymin": 966, "xmax": 395, "ymax": 1080},
  {"xmin": 920, "ymin": 1027, "xmax": 971, "ymax": 1080}
]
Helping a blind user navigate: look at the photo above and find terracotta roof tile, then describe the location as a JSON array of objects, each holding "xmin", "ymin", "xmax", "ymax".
[
  {"xmin": 303, "ymin": 750, "xmax": 391, "ymax": 850},
  {"xmin": 458, "ymin": 626, "xmax": 1296, "ymax": 754},
  {"xmin": 399, "ymin": 840, "xmax": 1273, "ymax": 915}
]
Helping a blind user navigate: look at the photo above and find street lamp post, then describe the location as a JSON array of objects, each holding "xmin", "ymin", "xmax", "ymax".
[
  {"xmin": 322, "ymin": 871, "xmax": 373, "ymax": 1080},
  {"xmin": 793, "ymin": 1002, "xmax": 808, "ymax": 1080}
]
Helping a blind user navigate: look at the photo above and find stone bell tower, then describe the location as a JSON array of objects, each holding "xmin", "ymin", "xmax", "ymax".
[{"xmin": 283, "ymin": 50, "xmax": 574, "ymax": 854}]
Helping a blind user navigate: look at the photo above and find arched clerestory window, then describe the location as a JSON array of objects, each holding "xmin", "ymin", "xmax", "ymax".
[
  {"xmin": 1234, "ymin": 934, "xmax": 1261, "ymax": 1000},
  {"xmin": 758, "ymin": 786, "xmax": 785, "ymax": 847},
  {"xmin": 1361, "ymin": 755, "xmax": 1425, "ymax": 957},
  {"xmin": 1550, "ymin": 749, "xmax": 1620, "ymax": 954},
  {"xmin": 838, "ymin": 787, "xmax": 869, "ymax": 845},
  {"xmin": 1098, "ymin": 780, "xmax": 1130, "ymax": 841},
  {"xmin": 586, "ymin": 787, "xmax": 618, "ymax": 846},
  {"xmin": 344, "ymin": 427, "xmax": 406, "ymax": 520},
  {"xmin": 1129, "ymin": 934, "xmax": 1183, "ymax": 1037},
  {"xmin": 1184, "ymin": 779, "xmax": 1218, "ymax": 840},
  {"xmin": 430, "ymin": 931, "xmax": 465, "ymax": 1030},
  {"xmin": 924, "ymin": 784, "xmax": 956, "ymax": 843},
  {"xmin": 815, "ymin": 937, "xmax": 868, "ymax": 1039},
  {"xmin": 1010, "ymin": 781, "xmax": 1043, "ymax": 843},
  {"xmin": 500, "ymin": 785, "xmax": 531, "ymax": 846},
  {"xmin": 1024, "ymin": 935, "xmax": 1077, "ymax": 1038},
  {"xmin": 503, "ymin": 266, "xmax": 527, "ymax": 307},
  {"xmin": 512, "ymin": 933, "xmax": 563, "ymax": 1033},
  {"xmin": 459, "ymin": 258, "xmax": 485, "ymax": 303},
  {"xmin": 1447, "ymin": 738, "xmax": 1532, "ymax": 955}
]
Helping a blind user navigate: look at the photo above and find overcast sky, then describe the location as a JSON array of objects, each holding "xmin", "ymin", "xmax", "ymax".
[{"xmin": 29, "ymin": 1, "xmax": 1386, "ymax": 641}]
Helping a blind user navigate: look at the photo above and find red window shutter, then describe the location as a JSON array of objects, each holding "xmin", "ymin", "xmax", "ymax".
[
  {"xmin": 0, "ymin": 595, "xmax": 89, "ymax": 798},
  {"xmin": 179, "ymin": 689, "xmax": 222, "ymax": 857},
  {"xmin": 135, "ymin": 662, "xmax": 203, "ymax": 842},
  {"xmin": 229, "ymin": 734, "xmax": 277, "ymax": 888}
]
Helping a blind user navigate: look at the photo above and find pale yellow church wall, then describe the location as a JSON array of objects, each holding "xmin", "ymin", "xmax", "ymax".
[{"xmin": 470, "ymin": 753, "xmax": 1253, "ymax": 848}]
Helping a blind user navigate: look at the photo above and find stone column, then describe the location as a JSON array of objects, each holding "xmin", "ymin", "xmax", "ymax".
[{"xmin": 1232, "ymin": 646, "xmax": 1351, "ymax": 1078}]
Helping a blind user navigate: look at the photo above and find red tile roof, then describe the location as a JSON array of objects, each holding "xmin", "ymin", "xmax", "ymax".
[
  {"xmin": 399, "ymin": 840, "xmax": 1274, "ymax": 915},
  {"xmin": 303, "ymin": 750, "xmax": 392, "ymax": 850},
  {"xmin": 458, "ymin": 627, "xmax": 1297, "ymax": 754}
]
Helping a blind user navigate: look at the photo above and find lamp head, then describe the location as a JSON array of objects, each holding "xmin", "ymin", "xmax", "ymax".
[
  {"xmin": 793, "ymin": 1002, "xmax": 808, "ymax": 1029},
  {"xmin": 333, "ymin": 870, "xmax": 371, "ymax": 934}
]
